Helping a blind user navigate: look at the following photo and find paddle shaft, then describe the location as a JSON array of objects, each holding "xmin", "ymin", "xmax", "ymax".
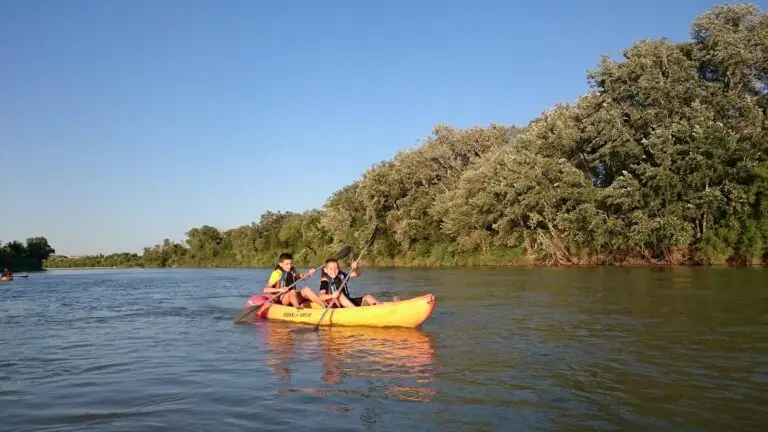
[
  {"xmin": 231, "ymin": 268, "xmax": 317, "ymax": 323},
  {"xmin": 260, "ymin": 264, "xmax": 324, "ymax": 306},
  {"xmin": 231, "ymin": 246, "xmax": 352, "ymax": 323},
  {"xmin": 313, "ymin": 228, "xmax": 377, "ymax": 331}
]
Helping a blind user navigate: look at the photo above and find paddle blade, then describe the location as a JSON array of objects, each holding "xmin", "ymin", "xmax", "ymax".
[
  {"xmin": 349, "ymin": 223, "xmax": 379, "ymax": 261},
  {"xmin": 364, "ymin": 223, "xmax": 380, "ymax": 249},
  {"xmin": 232, "ymin": 305, "xmax": 260, "ymax": 324},
  {"xmin": 291, "ymin": 326, "xmax": 318, "ymax": 334},
  {"xmin": 333, "ymin": 246, "xmax": 352, "ymax": 261}
]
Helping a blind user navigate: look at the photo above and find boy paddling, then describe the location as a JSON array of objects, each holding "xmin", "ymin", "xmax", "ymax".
[
  {"xmin": 318, "ymin": 257, "xmax": 379, "ymax": 308},
  {"xmin": 264, "ymin": 253, "xmax": 325, "ymax": 309}
]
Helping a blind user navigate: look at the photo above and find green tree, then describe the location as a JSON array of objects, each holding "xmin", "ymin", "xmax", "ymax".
[
  {"xmin": 44, "ymin": 3, "xmax": 768, "ymax": 269},
  {"xmin": 25, "ymin": 237, "xmax": 55, "ymax": 261}
]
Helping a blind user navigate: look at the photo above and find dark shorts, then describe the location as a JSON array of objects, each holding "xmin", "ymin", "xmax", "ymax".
[
  {"xmin": 349, "ymin": 296, "xmax": 364, "ymax": 307},
  {"xmin": 329, "ymin": 296, "xmax": 365, "ymax": 307}
]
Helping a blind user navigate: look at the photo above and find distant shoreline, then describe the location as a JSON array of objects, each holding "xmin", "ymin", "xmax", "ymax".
[
  {"xmin": 43, "ymin": 262, "xmax": 766, "ymax": 270},
  {"xmin": 46, "ymin": 267, "xmax": 120, "ymax": 270}
]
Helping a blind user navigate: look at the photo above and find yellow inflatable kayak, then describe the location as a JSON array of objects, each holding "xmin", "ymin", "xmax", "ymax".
[
  {"xmin": 256, "ymin": 293, "xmax": 436, "ymax": 328},
  {"xmin": 0, "ymin": 276, "xmax": 12, "ymax": 282}
]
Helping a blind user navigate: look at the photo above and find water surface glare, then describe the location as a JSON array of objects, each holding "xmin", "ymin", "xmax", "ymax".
[{"xmin": 1, "ymin": 267, "xmax": 767, "ymax": 431}]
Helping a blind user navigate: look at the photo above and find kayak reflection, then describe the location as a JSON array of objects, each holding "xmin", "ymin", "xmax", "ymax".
[
  {"xmin": 259, "ymin": 322, "xmax": 298, "ymax": 382},
  {"xmin": 260, "ymin": 323, "xmax": 437, "ymax": 402}
]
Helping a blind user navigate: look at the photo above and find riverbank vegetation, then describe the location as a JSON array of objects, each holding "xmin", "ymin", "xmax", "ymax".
[
  {"xmin": 1, "ymin": 237, "xmax": 56, "ymax": 271},
  {"xmin": 47, "ymin": 3, "xmax": 768, "ymax": 269}
]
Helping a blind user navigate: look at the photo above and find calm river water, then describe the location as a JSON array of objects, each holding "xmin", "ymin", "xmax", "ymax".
[{"xmin": 1, "ymin": 267, "xmax": 767, "ymax": 431}]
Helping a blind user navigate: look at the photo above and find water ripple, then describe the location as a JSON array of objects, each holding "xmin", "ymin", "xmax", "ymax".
[{"xmin": 1, "ymin": 268, "xmax": 767, "ymax": 431}]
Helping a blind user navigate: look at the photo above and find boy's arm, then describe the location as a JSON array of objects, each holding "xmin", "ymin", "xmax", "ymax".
[
  {"xmin": 263, "ymin": 270, "xmax": 282, "ymax": 294},
  {"xmin": 349, "ymin": 262, "xmax": 361, "ymax": 278},
  {"xmin": 297, "ymin": 268, "xmax": 316, "ymax": 280}
]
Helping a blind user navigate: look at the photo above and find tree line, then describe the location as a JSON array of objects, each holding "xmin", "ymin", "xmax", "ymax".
[
  {"xmin": 1, "ymin": 237, "xmax": 56, "ymax": 271},
  {"xmin": 46, "ymin": 3, "xmax": 768, "ymax": 269}
]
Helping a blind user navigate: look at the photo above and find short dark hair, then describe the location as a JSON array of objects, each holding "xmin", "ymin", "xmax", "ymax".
[
  {"xmin": 278, "ymin": 253, "xmax": 293, "ymax": 262},
  {"xmin": 324, "ymin": 257, "xmax": 339, "ymax": 265}
]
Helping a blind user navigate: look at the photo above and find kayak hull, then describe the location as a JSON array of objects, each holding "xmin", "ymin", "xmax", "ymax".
[
  {"xmin": 254, "ymin": 293, "xmax": 436, "ymax": 328},
  {"xmin": 0, "ymin": 276, "xmax": 12, "ymax": 282}
]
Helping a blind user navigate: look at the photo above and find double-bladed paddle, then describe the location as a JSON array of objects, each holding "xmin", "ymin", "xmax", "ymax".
[
  {"xmin": 296, "ymin": 223, "xmax": 379, "ymax": 333},
  {"xmin": 232, "ymin": 245, "xmax": 352, "ymax": 324}
]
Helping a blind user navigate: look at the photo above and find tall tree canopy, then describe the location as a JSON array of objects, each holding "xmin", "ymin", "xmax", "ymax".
[{"xmin": 47, "ymin": 3, "xmax": 768, "ymax": 269}]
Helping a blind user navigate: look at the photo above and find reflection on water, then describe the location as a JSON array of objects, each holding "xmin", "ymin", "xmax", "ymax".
[{"xmin": 260, "ymin": 323, "xmax": 437, "ymax": 403}]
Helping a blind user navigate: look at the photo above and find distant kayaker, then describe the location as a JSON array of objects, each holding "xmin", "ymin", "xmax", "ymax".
[
  {"xmin": 318, "ymin": 257, "xmax": 379, "ymax": 308},
  {"xmin": 263, "ymin": 253, "xmax": 324, "ymax": 309},
  {"xmin": 1, "ymin": 267, "xmax": 11, "ymax": 278}
]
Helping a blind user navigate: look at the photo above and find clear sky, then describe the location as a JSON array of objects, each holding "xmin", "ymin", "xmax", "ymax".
[{"xmin": 1, "ymin": 0, "xmax": 759, "ymax": 255}]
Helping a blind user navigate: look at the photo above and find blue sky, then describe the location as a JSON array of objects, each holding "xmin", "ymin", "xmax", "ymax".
[{"xmin": 1, "ymin": 0, "xmax": 758, "ymax": 255}]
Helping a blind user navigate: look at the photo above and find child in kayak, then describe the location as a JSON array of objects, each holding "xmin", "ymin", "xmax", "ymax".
[
  {"xmin": 318, "ymin": 257, "xmax": 379, "ymax": 308},
  {"xmin": 264, "ymin": 253, "xmax": 324, "ymax": 309}
]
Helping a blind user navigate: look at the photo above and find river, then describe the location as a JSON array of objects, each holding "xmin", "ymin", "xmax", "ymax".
[{"xmin": 1, "ymin": 267, "xmax": 766, "ymax": 431}]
